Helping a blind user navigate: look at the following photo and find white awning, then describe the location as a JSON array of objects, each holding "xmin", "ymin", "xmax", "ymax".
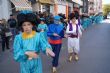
[
  {"xmin": 72, "ymin": 0, "xmax": 83, "ymax": 6},
  {"xmin": 10, "ymin": 0, "xmax": 32, "ymax": 11}
]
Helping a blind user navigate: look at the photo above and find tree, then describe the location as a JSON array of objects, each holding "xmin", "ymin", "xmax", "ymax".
[{"xmin": 103, "ymin": 4, "xmax": 110, "ymax": 16}]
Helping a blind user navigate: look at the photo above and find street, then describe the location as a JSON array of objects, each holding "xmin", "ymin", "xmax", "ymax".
[{"xmin": 0, "ymin": 21, "xmax": 110, "ymax": 73}]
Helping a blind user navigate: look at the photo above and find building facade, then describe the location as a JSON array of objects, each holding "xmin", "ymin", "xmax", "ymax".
[
  {"xmin": 0, "ymin": 0, "xmax": 12, "ymax": 20},
  {"xmin": 82, "ymin": 0, "xmax": 89, "ymax": 13},
  {"xmin": 82, "ymin": 0, "xmax": 102, "ymax": 14},
  {"xmin": 88, "ymin": 0, "xmax": 94, "ymax": 14},
  {"xmin": 94, "ymin": 0, "xmax": 102, "ymax": 13},
  {"xmin": 54, "ymin": 0, "xmax": 74, "ymax": 18},
  {"xmin": 0, "ymin": 0, "xmax": 32, "ymax": 20},
  {"xmin": 29, "ymin": 0, "xmax": 54, "ymax": 13}
]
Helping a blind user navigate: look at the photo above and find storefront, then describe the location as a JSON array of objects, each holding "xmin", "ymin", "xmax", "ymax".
[
  {"xmin": 54, "ymin": 0, "xmax": 70, "ymax": 18},
  {"xmin": 10, "ymin": 0, "xmax": 32, "ymax": 14},
  {"xmin": 30, "ymin": 0, "xmax": 54, "ymax": 13}
]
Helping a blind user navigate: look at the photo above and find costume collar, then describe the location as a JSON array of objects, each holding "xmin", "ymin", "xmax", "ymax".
[{"xmin": 22, "ymin": 31, "xmax": 36, "ymax": 39}]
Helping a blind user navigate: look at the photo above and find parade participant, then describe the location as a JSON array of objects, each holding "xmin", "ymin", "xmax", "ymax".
[
  {"xmin": 8, "ymin": 14, "xmax": 17, "ymax": 39},
  {"xmin": 82, "ymin": 14, "xmax": 89, "ymax": 29},
  {"xmin": 47, "ymin": 16, "xmax": 64, "ymax": 73},
  {"xmin": 13, "ymin": 10, "xmax": 55, "ymax": 73},
  {"xmin": 37, "ymin": 18, "xmax": 48, "ymax": 40},
  {"xmin": 66, "ymin": 13, "xmax": 82, "ymax": 62}
]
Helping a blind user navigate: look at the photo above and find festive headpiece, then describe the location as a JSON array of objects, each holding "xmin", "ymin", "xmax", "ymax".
[
  {"xmin": 17, "ymin": 10, "xmax": 37, "ymax": 27},
  {"xmin": 54, "ymin": 16, "xmax": 62, "ymax": 20}
]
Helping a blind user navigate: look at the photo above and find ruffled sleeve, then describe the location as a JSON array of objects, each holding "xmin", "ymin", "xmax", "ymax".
[
  {"xmin": 13, "ymin": 35, "xmax": 28, "ymax": 62},
  {"xmin": 39, "ymin": 32, "xmax": 52, "ymax": 53}
]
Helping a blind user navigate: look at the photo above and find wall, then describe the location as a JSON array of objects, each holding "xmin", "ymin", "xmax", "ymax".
[
  {"xmin": 57, "ymin": 4, "xmax": 66, "ymax": 14},
  {"xmin": 0, "ymin": 0, "xmax": 12, "ymax": 20},
  {"xmin": 82, "ymin": 0, "xmax": 89, "ymax": 13},
  {"xmin": 32, "ymin": 3, "xmax": 40, "ymax": 12}
]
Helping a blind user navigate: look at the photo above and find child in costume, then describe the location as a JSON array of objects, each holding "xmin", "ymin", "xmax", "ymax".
[
  {"xmin": 13, "ymin": 10, "xmax": 55, "ymax": 73},
  {"xmin": 82, "ymin": 14, "xmax": 89, "ymax": 29},
  {"xmin": 47, "ymin": 16, "xmax": 64, "ymax": 73},
  {"xmin": 37, "ymin": 18, "xmax": 48, "ymax": 40},
  {"xmin": 66, "ymin": 13, "xmax": 82, "ymax": 62}
]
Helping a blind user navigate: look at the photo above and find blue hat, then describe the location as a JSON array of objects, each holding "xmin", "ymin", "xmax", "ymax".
[
  {"xmin": 19, "ymin": 10, "xmax": 33, "ymax": 14},
  {"xmin": 40, "ymin": 18, "xmax": 45, "ymax": 21},
  {"xmin": 54, "ymin": 16, "xmax": 62, "ymax": 20}
]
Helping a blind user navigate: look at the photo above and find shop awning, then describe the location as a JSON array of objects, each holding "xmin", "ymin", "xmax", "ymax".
[
  {"xmin": 72, "ymin": 0, "xmax": 83, "ymax": 6},
  {"xmin": 10, "ymin": 0, "xmax": 32, "ymax": 11},
  {"xmin": 39, "ymin": 0, "xmax": 54, "ymax": 4}
]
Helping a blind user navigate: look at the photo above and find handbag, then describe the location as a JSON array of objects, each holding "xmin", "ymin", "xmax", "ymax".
[{"xmin": 5, "ymin": 31, "xmax": 12, "ymax": 37}]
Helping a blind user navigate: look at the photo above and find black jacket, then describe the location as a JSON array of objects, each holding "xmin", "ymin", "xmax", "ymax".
[{"xmin": 0, "ymin": 24, "xmax": 10, "ymax": 37}]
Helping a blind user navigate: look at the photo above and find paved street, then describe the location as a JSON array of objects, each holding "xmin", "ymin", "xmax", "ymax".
[{"xmin": 0, "ymin": 22, "xmax": 110, "ymax": 73}]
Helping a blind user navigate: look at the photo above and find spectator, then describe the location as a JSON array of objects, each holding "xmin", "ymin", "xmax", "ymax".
[
  {"xmin": 8, "ymin": 14, "xmax": 17, "ymax": 39},
  {"xmin": 0, "ymin": 19, "xmax": 11, "ymax": 52}
]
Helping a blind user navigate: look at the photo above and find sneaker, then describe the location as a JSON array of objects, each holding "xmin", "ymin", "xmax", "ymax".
[
  {"xmin": 74, "ymin": 55, "xmax": 79, "ymax": 61},
  {"xmin": 52, "ymin": 67, "xmax": 57, "ymax": 73},
  {"xmin": 68, "ymin": 55, "xmax": 73, "ymax": 62}
]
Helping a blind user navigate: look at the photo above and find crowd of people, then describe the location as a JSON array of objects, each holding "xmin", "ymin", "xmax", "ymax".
[{"xmin": 0, "ymin": 10, "xmax": 103, "ymax": 73}]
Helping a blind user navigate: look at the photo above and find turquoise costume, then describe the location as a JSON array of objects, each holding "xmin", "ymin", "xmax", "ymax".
[
  {"xmin": 82, "ymin": 18, "xmax": 89, "ymax": 29},
  {"xmin": 37, "ymin": 24, "xmax": 48, "ymax": 40},
  {"xmin": 38, "ymin": 24, "xmax": 48, "ymax": 31},
  {"xmin": 82, "ymin": 17, "xmax": 92, "ymax": 29},
  {"xmin": 13, "ymin": 31, "xmax": 51, "ymax": 73},
  {"xmin": 94, "ymin": 15, "xmax": 103, "ymax": 24}
]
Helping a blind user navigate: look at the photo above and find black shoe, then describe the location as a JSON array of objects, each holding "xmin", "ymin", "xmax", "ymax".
[
  {"xmin": 7, "ymin": 48, "xmax": 10, "ymax": 50},
  {"xmin": 2, "ymin": 49, "xmax": 5, "ymax": 52}
]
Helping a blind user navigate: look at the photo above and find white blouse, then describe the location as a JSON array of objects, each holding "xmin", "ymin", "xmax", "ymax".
[{"xmin": 66, "ymin": 21, "xmax": 82, "ymax": 37}]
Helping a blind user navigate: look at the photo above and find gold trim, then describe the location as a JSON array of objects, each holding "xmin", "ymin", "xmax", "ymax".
[
  {"xmin": 39, "ymin": 0, "xmax": 54, "ymax": 4},
  {"xmin": 22, "ymin": 31, "xmax": 36, "ymax": 39}
]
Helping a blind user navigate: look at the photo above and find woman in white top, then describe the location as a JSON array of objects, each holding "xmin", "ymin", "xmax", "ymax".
[{"xmin": 66, "ymin": 13, "xmax": 82, "ymax": 62}]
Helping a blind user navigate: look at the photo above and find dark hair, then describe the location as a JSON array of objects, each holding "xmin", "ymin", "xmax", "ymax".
[
  {"xmin": 40, "ymin": 20, "xmax": 45, "ymax": 23},
  {"xmin": 17, "ymin": 13, "xmax": 37, "ymax": 27},
  {"xmin": 40, "ymin": 18, "xmax": 45, "ymax": 23},
  {"xmin": 74, "ymin": 11, "xmax": 79, "ymax": 19},
  {"xmin": 69, "ymin": 13, "xmax": 76, "ymax": 20},
  {"xmin": 10, "ymin": 14, "xmax": 13, "ymax": 16}
]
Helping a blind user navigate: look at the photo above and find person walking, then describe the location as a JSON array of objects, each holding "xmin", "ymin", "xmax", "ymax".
[
  {"xmin": 47, "ymin": 15, "xmax": 64, "ymax": 73},
  {"xmin": 13, "ymin": 11, "xmax": 55, "ymax": 73},
  {"xmin": 66, "ymin": 13, "xmax": 82, "ymax": 62},
  {"xmin": 37, "ymin": 18, "xmax": 48, "ymax": 40}
]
